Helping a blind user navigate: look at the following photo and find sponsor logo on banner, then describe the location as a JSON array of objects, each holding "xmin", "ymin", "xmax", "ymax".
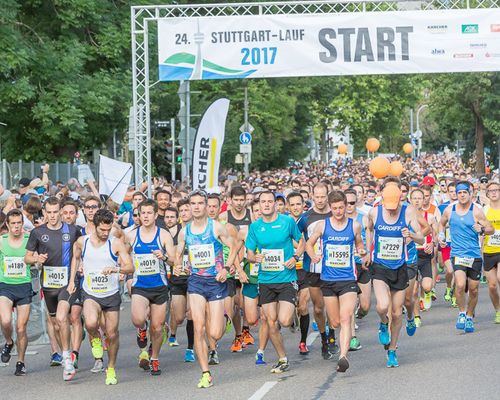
[
  {"xmin": 470, "ymin": 43, "xmax": 487, "ymax": 49},
  {"xmin": 462, "ymin": 24, "xmax": 479, "ymax": 34},
  {"xmin": 485, "ymin": 52, "xmax": 500, "ymax": 58},
  {"xmin": 491, "ymin": 24, "xmax": 500, "ymax": 32},
  {"xmin": 453, "ymin": 53, "xmax": 474, "ymax": 58},
  {"xmin": 431, "ymin": 49, "xmax": 445, "ymax": 55},
  {"xmin": 427, "ymin": 25, "xmax": 448, "ymax": 33}
]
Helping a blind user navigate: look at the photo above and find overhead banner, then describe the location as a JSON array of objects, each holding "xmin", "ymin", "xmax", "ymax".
[
  {"xmin": 192, "ymin": 98, "xmax": 229, "ymax": 191},
  {"xmin": 158, "ymin": 8, "xmax": 500, "ymax": 81}
]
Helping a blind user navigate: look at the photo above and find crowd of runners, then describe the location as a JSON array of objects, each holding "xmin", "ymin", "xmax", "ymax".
[{"xmin": 0, "ymin": 154, "xmax": 499, "ymax": 389}]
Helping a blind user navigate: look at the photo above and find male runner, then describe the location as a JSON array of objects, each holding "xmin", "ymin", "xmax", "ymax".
[
  {"xmin": 287, "ymin": 191, "xmax": 311, "ymax": 354},
  {"xmin": 297, "ymin": 182, "xmax": 335, "ymax": 359},
  {"xmin": 128, "ymin": 199, "xmax": 175, "ymax": 375},
  {"xmin": 366, "ymin": 182, "xmax": 424, "ymax": 367},
  {"xmin": 154, "ymin": 190, "xmax": 171, "ymax": 229},
  {"xmin": 306, "ymin": 191, "xmax": 368, "ymax": 372},
  {"xmin": 69, "ymin": 209, "xmax": 133, "ymax": 385},
  {"xmin": 175, "ymin": 189, "xmax": 237, "ymax": 388},
  {"xmin": 25, "ymin": 197, "xmax": 81, "ymax": 381},
  {"xmin": 246, "ymin": 191, "xmax": 304, "ymax": 373},
  {"xmin": 0, "ymin": 209, "xmax": 32, "ymax": 375},
  {"xmin": 483, "ymin": 181, "xmax": 500, "ymax": 323},
  {"xmin": 167, "ymin": 200, "xmax": 195, "ymax": 362},
  {"xmin": 439, "ymin": 181, "xmax": 493, "ymax": 332}
]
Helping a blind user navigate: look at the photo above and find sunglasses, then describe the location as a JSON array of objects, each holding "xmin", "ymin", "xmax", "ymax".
[
  {"xmin": 189, "ymin": 189, "xmax": 208, "ymax": 199},
  {"xmin": 347, "ymin": 201, "xmax": 356, "ymax": 205},
  {"xmin": 84, "ymin": 205, "xmax": 99, "ymax": 210}
]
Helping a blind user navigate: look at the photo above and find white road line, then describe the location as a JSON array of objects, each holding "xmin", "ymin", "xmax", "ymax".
[
  {"xmin": 248, "ymin": 381, "xmax": 278, "ymax": 400},
  {"xmin": 306, "ymin": 331, "xmax": 319, "ymax": 346}
]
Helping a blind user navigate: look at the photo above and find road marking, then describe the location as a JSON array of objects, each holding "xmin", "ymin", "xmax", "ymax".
[
  {"xmin": 248, "ymin": 381, "xmax": 278, "ymax": 400},
  {"xmin": 306, "ymin": 331, "xmax": 319, "ymax": 346}
]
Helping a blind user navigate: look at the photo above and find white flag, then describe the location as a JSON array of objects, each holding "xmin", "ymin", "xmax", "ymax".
[
  {"xmin": 192, "ymin": 98, "xmax": 229, "ymax": 190},
  {"xmin": 98, "ymin": 155, "xmax": 133, "ymax": 204}
]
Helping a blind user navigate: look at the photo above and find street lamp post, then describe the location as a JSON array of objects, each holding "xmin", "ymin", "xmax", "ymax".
[
  {"xmin": 415, "ymin": 104, "xmax": 428, "ymax": 157},
  {"xmin": 0, "ymin": 122, "xmax": 6, "ymax": 187}
]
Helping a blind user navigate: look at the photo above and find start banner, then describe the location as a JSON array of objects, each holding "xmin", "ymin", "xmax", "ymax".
[{"xmin": 157, "ymin": 8, "xmax": 500, "ymax": 81}]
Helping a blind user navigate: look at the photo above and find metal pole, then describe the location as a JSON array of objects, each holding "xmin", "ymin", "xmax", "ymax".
[
  {"xmin": 243, "ymin": 86, "xmax": 249, "ymax": 178},
  {"xmin": 185, "ymin": 81, "xmax": 191, "ymax": 186},
  {"xmin": 143, "ymin": 21, "xmax": 153, "ymax": 198},
  {"xmin": 0, "ymin": 122, "xmax": 4, "ymax": 186},
  {"xmin": 113, "ymin": 129, "xmax": 117, "ymax": 159},
  {"xmin": 416, "ymin": 104, "xmax": 428, "ymax": 158},
  {"xmin": 170, "ymin": 118, "xmax": 176, "ymax": 182},
  {"xmin": 410, "ymin": 109, "xmax": 414, "ymax": 159}
]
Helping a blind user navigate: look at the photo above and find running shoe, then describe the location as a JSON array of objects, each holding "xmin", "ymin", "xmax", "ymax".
[
  {"xmin": 312, "ymin": 321, "xmax": 319, "ymax": 331},
  {"xmin": 456, "ymin": 312, "xmax": 466, "ymax": 330},
  {"xmin": 137, "ymin": 323, "xmax": 148, "ymax": 349},
  {"xmin": 71, "ymin": 351, "xmax": 79, "ymax": 369},
  {"xmin": 63, "ymin": 357, "xmax": 76, "ymax": 381},
  {"xmin": 495, "ymin": 311, "xmax": 500, "ymax": 324},
  {"xmin": 103, "ymin": 334, "xmax": 109, "ymax": 352},
  {"xmin": 423, "ymin": 292, "xmax": 432, "ymax": 310},
  {"xmin": 105, "ymin": 368, "xmax": 117, "ymax": 385},
  {"xmin": 378, "ymin": 322, "xmax": 390, "ymax": 346},
  {"xmin": 464, "ymin": 316, "xmax": 475, "ymax": 333},
  {"xmin": 50, "ymin": 352, "xmax": 63, "ymax": 367},
  {"xmin": 337, "ymin": 356, "xmax": 349, "ymax": 373},
  {"xmin": 356, "ymin": 308, "xmax": 368, "ymax": 319},
  {"xmin": 14, "ymin": 361, "xmax": 26, "ymax": 376},
  {"xmin": 185, "ymin": 349, "xmax": 195, "ymax": 363},
  {"xmin": 431, "ymin": 288, "xmax": 437, "ymax": 301},
  {"xmin": 91, "ymin": 359, "xmax": 104, "ymax": 373},
  {"xmin": 231, "ymin": 336, "xmax": 243, "ymax": 352},
  {"xmin": 161, "ymin": 325, "xmax": 169, "ymax": 346},
  {"xmin": 406, "ymin": 318, "xmax": 417, "ymax": 336},
  {"xmin": 139, "ymin": 350, "xmax": 150, "ymax": 370},
  {"xmin": 299, "ymin": 341, "xmax": 309, "ymax": 355},
  {"xmin": 208, "ymin": 350, "xmax": 219, "ymax": 365},
  {"xmin": 419, "ymin": 298, "xmax": 425, "ymax": 311},
  {"xmin": 451, "ymin": 296, "xmax": 458, "ymax": 308},
  {"xmin": 91, "ymin": 337, "xmax": 104, "ymax": 359},
  {"xmin": 197, "ymin": 371, "xmax": 213, "ymax": 388},
  {"xmin": 349, "ymin": 336, "xmax": 362, "ymax": 351},
  {"xmin": 321, "ymin": 342, "xmax": 333, "ymax": 360},
  {"xmin": 437, "ymin": 265, "xmax": 444, "ymax": 274},
  {"xmin": 415, "ymin": 316, "xmax": 422, "ymax": 328},
  {"xmin": 242, "ymin": 329, "xmax": 254, "ymax": 346},
  {"xmin": 168, "ymin": 336, "xmax": 179, "ymax": 347},
  {"xmin": 1, "ymin": 342, "xmax": 14, "ymax": 363},
  {"xmin": 387, "ymin": 350, "xmax": 399, "ymax": 368},
  {"xmin": 480, "ymin": 275, "xmax": 487, "ymax": 284},
  {"xmin": 224, "ymin": 315, "xmax": 233, "ymax": 334},
  {"xmin": 255, "ymin": 351, "xmax": 266, "ymax": 365},
  {"xmin": 444, "ymin": 287, "xmax": 452, "ymax": 302},
  {"xmin": 150, "ymin": 359, "xmax": 161, "ymax": 376},
  {"xmin": 271, "ymin": 359, "xmax": 290, "ymax": 373},
  {"xmin": 327, "ymin": 333, "xmax": 337, "ymax": 354}
]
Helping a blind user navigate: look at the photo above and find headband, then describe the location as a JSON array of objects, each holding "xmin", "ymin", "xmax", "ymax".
[{"xmin": 456, "ymin": 183, "xmax": 470, "ymax": 193}]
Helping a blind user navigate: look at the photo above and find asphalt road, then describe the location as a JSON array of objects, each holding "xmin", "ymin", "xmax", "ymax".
[{"xmin": 1, "ymin": 281, "xmax": 499, "ymax": 400}]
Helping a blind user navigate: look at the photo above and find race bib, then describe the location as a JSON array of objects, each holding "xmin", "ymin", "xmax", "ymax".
[
  {"xmin": 86, "ymin": 271, "xmax": 114, "ymax": 293},
  {"xmin": 3, "ymin": 257, "xmax": 27, "ymax": 278},
  {"xmin": 325, "ymin": 244, "xmax": 350, "ymax": 268},
  {"xmin": 189, "ymin": 244, "xmax": 215, "ymax": 269},
  {"xmin": 378, "ymin": 237, "xmax": 403, "ymax": 260},
  {"xmin": 250, "ymin": 262, "xmax": 259, "ymax": 277},
  {"xmin": 488, "ymin": 230, "xmax": 500, "ymax": 246},
  {"xmin": 179, "ymin": 254, "xmax": 190, "ymax": 276},
  {"xmin": 455, "ymin": 256, "xmax": 474, "ymax": 268},
  {"xmin": 43, "ymin": 266, "xmax": 68, "ymax": 289},
  {"xmin": 134, "ymin": 254, "xmax": 160, "ymax": 276},
  {"xmin": 261, "ymin": 249, "xmax": 284, "ymax": 272}
]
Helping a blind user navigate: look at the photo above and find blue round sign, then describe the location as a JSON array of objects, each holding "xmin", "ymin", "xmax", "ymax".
[{"xmin": 239, "ymin": 132, "xmax": 252, "ymax": 144}]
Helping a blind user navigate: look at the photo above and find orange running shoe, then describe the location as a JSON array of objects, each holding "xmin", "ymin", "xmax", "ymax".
[
  {"xmin": 231, "ymin": 335, "xmax": 243, "ymax": 352},
  {"xmin": 242, "ymin": 329, "xmax": 254, "ymax": 346}
]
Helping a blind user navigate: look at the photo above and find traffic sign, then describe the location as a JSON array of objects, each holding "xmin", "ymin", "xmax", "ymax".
[
  {"xmin": 240, "ymin": 144, "xmax": 252, "ymax": 153},
  {"xmin": 239, "ymin": 124, "xmax": 254, "ymax": 133},
  {"xmin": 239, "ymin": 132, "xmax": 252, "ymax": 144}
]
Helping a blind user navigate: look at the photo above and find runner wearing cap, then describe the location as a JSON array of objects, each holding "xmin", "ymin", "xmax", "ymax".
[
  {"xmin": 438, "ymin": 181, "xmax": 494, "ymax": 333},
  {"xmin": 366, "ymin": 180, "xmax": 424, "ymax": 368}
]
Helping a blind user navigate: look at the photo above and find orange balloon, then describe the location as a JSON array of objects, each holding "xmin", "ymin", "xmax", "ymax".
[
  {"xmin": 369, "ymin": 156, "xmax": 390, "ymax": 179},
  {"xmin": 338, "ymin": 144, "xmax": 348, "ymax": 154},
  {"xmin": 366, "ymin": 138, "xmax": 380, "ymax": 152},
  {"xmin": 389, "ymin": 161, "xmax": 404, "ymax": 176},
  {"xmin": 403, "ymin": 143, "xmax": 413, "ymax": 154}
]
